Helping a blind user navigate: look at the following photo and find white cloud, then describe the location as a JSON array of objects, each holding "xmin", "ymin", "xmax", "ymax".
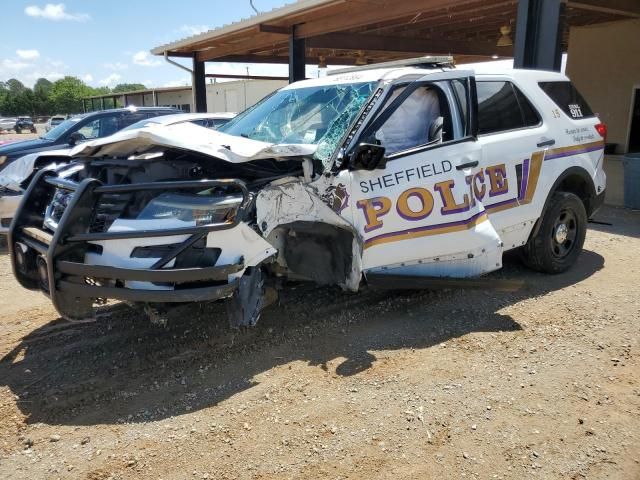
[
  {"xmin": 142, "ymin": 80, "xmax": 153, "ymax": 88},
  {"xmin": 25, "ymin": 3, "xmax": 90, "ymax": 21},
  {"xmin": 1, "ymin": 59, "xmax": 30, "ymax": 71},
  {"xmin": 99, "ymin": 73, "xmax": 122, "ymax": 87},
  {"xmin": 82, "ymin": 74, "xmax": 93, "ymax": 83},
  {"xmin": 178, "ymin": 24, "xmax": 210, "ymax": 36},
  {"xmin": 16, "ymin": 49, "xmax": 40, "ymax": 60},
  {"xmin": 132, "ymin": 51, "xmax": 162, "ymax": 67},
  {"xmin": 103, "ymin": 61, "xmax": 128, "ymax": 71}
]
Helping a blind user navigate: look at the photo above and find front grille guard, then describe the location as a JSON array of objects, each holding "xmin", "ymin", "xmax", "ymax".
[{"xmin": 9, "ymin": 168, "xmax": 251, "ymax": 320}]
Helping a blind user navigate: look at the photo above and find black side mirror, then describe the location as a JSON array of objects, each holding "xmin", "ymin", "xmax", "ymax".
[
  {"xmin": 349, "ymin": 143, "xmax": 387, "ymax": 171},
  {"xmin": 68, "ymin": 132, "xmax": 84, "ymax": 146}
]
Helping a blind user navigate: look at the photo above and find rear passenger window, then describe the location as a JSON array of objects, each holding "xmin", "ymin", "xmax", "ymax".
[
  {"xmin": 539, "ymin": 81, "xmax": 595, "ymax": 119},
  {"xmin": 477, "ymin": 81, "xmax": 540, "ymax": 135}
]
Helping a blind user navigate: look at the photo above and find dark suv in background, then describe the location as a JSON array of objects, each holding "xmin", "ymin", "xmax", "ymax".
[
  {"xmin": 14, "ymin": 117, "xmax": 37, "ymax": 134},
  {"xmin": 0, "ymin": 107, "xmax": 181, "ymax": 172}
]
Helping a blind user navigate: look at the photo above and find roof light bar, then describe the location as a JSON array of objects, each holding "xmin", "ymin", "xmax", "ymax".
[{"xmin": 328, "ymin": 56, "xmax": 454, "ymax": 75}]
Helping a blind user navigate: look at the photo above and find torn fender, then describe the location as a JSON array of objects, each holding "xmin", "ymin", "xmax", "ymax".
[
  {"xmin": 0, "ymin": 148, "xmax": 70, "ymax": 191},
  {"xmin": 256, "ymin": 179, "xmax": 363, "ymax": 291}
]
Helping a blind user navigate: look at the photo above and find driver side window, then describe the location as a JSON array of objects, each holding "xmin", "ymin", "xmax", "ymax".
[
  {"xmin": 374, "ymin": 85, "xmax": 446, "ymax": 156},
  {"xmin": 76, "ymin": 118, "xmax": 101, "ymax": 140}
]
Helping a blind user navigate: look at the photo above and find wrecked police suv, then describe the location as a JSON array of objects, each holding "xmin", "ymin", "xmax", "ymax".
[{"xmin": 9, "ymin": 57, "xmax": 607, "ymax": 326}]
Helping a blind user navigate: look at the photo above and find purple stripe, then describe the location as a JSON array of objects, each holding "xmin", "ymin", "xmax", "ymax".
[
  {"xmin": 519, "ymin": 158, "xmax": 530, "ymax": 201},
  {"xmin": 545, "ymin": 145, "xmax": 604, "ymax": 161},
  {"xmin": 364, "ymin": 210, "xmax": 486, "ymax": 246},
  {"xmin": 485, "ymin": 197, "xmax": 518, "ymax": 211}
]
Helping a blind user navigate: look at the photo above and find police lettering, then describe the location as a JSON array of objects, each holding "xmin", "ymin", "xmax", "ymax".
[
  {"xmin": 360, "ymin": 160, "xmax": 452, "ymax": 193},
  {"xmin": 357, "ymin": 163, "xmax": 509, "ymax": 232}
]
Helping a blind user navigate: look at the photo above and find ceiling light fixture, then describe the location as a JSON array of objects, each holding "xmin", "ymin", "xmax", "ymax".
[
  {"xmin": 497, "ymin": 25, "xmax": 513, "ymax": 47},
  {"xmin": 355, "ymin": 51, "xmax": 367, "ymax": 66}
]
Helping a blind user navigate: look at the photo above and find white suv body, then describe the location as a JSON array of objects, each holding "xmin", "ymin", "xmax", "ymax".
[{"xmin": 9, "ymin": 58, "xmax": 606, "ymax": 324}]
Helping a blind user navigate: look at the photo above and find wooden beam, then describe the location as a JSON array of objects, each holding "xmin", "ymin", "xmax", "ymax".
[
  {"xmin": 214, "ymin": 55, "xmax": 361, "ymax": 66},
  {"xmin": 294, "ymin": 0, "xmax": 484, "ymax": 39},
  {"xmin": 566, "ymin": 0, "xmax": 640, "ymax": 17},
  {"xmin": 307, "ymin": 32, "xmax": 510, "ymax": 56},
  {"xmin": 258, "ymin": 24, "xmax": 291, "ymax": 35},
  {"xmin": 196, "ymin": 32, "xmax": 288, "ymax": 61}
]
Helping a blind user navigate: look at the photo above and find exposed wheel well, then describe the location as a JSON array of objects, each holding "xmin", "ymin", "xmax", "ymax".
[
  {"xmin": 528, "ymin": 167, "xmax": 596, "ymax": 241},
  {"xmin": 550, "ymin": 167, "xmax": 597, "ymax": 216},
  {"xmin": 557, "ymin": 174, "xmax": 592, "ymax": 210}
]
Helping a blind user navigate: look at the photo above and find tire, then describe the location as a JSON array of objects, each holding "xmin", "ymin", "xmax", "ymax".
[{"xmin": 521, "ymin": 191, "xmax": 587, "ymax": 274}]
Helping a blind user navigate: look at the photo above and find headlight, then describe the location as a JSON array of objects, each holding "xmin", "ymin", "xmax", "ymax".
[
  {"xmin": 137, "ymin": 192, "xmax": 243, "ymax": 226},
  {"xmin": 0, "ymin": 156, "xmax": 7, "ymax": 166}
]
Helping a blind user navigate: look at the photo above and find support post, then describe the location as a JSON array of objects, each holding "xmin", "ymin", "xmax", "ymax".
[
  {"xmin": 289, "ymin": 25, "xmax": 306, "ymax": 83},
  {"xmin": 82, "ymin": 99, "xmax": 86, "ymax": 113},
  {"xmin": 123, "ymin": 94, "xmax": 127, "ymax": 107},
  {"xmin": 90, "ymin": 98, "xmax": 95, "ymax": 111},
  {"xmin": 101, "ymin": 97, "xmax": 105, "ymax": 110},
  {"xmin": 514, "ymin": 0, "xmax": 564, "ymax": 71},
  {"xmin": 192, "ymin": 56, "xmax": 207, "ymax": 112},
  {"xmin": 153, "ymin": 90, "xmax": 158, "ymax": 106}
]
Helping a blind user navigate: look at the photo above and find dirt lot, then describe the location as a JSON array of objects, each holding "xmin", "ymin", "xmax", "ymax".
[
  {"xmin": 0, "ymin": 206, "xmax": 638, "ymax": 480},
  {"xmin": 0, "ymin": 125, "xmax": 43, "ymax": 144}
]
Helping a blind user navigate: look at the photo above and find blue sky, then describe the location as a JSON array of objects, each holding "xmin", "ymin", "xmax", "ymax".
[{"xmin": 0, "ymin": 1, "xmax": 297, "ymax": 88}]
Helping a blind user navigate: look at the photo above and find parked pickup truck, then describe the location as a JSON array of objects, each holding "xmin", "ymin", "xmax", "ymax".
[{"xmin": 8, "ymin": 57, "xmax": 606, "ymax": 326}]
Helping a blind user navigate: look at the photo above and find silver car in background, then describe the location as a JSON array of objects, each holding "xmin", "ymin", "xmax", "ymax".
[{"xmin": 0, "ymin": 118, "xmax": 17, "ymax": 133}]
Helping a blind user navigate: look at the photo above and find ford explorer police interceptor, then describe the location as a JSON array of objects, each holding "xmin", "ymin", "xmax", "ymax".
[{"xmin": 8, "ymin": 57, "xmax": 607, "ymax": 326}]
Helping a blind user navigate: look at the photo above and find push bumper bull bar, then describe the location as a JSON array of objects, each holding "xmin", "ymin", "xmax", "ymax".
[{"xmin": 9, "ymin": 168, "xmax": 250, "ymax": 320}]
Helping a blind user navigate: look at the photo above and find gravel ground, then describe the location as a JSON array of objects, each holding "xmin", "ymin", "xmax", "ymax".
[
  {"xmin": 0, "ymin": 125, "xmax": 44, "ymax": 144},
  {"xmin": 0, "ymin": 205, "xmax": 638, "ymax": 480}
]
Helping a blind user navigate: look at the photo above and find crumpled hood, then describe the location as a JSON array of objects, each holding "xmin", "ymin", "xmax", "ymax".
[
  {"xmin": 70, "ymin": 122, "xmax": 317, "ymax": 162},
  {"xmin": 0, "ymin": 148, "xmax": 71, "ymax": 191}
]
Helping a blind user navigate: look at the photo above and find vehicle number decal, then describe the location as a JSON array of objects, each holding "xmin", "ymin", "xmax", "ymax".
[{"xmin": 568, "ymin": 104, "xmax": 583, "ymax": 118}]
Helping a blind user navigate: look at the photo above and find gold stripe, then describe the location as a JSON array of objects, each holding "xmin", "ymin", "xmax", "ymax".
[
  {"xmin": 486, "ymin": 201, "xmax": 517, "ymax": 213},
  {"xmin": 523, "ymin": 151, "xmax": 544, "ymax": 204},
  {"xmin": 364, "ymin": 213, "xmax": 488, "ymax": 250},
  {"xmin": 546, "ymin": 140, "xmax": 604, "ymax": 157}
]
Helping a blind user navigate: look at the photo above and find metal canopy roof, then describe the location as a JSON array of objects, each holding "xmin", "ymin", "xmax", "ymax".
[{"xmin": 151, "ymin": 0, "xmax": 639, "ymax": 65}]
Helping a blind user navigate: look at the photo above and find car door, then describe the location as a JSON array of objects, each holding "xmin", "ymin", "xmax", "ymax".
[
  {"xmin": 346, "ymin": 71, "xmax": 503, "ymax": 278},
  {"xmin": 474, "ymin": 77, "xmax": 547, "ymax": 250}
]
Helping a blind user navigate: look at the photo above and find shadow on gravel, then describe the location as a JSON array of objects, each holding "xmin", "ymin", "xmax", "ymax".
[
  {"xmin": 589, "ymin": 205, "xmax": 640, "ymax": 239},
  {"xmin": 0, "ymin": 249, "xmax": 603, "ymax": 427}
]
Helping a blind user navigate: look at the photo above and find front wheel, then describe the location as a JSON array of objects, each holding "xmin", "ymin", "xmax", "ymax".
[{"xmin": 521, "ymin": 191, "xmax": 587, "ymax": 274}]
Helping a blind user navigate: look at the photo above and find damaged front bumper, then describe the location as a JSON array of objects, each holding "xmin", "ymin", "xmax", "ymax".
[
  {"xmin": 0, "ymin": 190, "xmax": 22, "ymax": 235},
  {"xmin": 9, "ymin": 168, "xmax": 262, "ymax": 321}
]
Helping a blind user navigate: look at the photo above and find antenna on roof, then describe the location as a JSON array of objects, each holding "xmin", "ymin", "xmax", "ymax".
[
  {"xmin": 328, "ymin": 56, "xmax": 455, "ymax": 75},
  {"xmin": 249, "ymin": 0, "xmax": 259, "ymax": 14}
]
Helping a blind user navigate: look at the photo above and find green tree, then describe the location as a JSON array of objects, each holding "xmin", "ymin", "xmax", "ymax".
[
  {"xmin": 0, "ymin": 82, "xmax": 8, "ymax": 115},
  {"xmin": 49, "ymin": 76, "xmax": 93, "ymax": 114},
  {"xmin": 33, "ymin": 78, "xmax": 54, "ymax": 115},
  {"xmin": 6, "ymin": 78, "xmax": 26, "ymax": 94},
  {"xmin": 112, "ymin": 83, "xmax": 146, "ymax": 93},
  {"xmin": 1, "ymin": 79, "xmax": 34, "ymax": 116}
]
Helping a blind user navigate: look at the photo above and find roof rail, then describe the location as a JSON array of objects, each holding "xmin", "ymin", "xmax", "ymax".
[{"xmin": 328, "ymin": 56, "xmax": 454, "ymax": 75}]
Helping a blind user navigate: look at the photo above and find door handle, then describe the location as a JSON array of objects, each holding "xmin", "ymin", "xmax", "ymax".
[
  {"xmin": 456, "ymin": 160, "xmax": 479, "ymax": 170},
  {"xmin": 537, "ymin": 138, "xmax": 556, "ymax": 148}
]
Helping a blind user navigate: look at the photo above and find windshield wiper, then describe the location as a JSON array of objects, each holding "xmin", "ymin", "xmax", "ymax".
[{"xmin": 239, "ymin": 133, "xmax": 249, "ymax": 138}]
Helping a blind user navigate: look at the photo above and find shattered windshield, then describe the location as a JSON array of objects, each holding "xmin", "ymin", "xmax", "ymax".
[{"xmin": 220, "ymin": 81, "xmax": 375, "ymax": 165}]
